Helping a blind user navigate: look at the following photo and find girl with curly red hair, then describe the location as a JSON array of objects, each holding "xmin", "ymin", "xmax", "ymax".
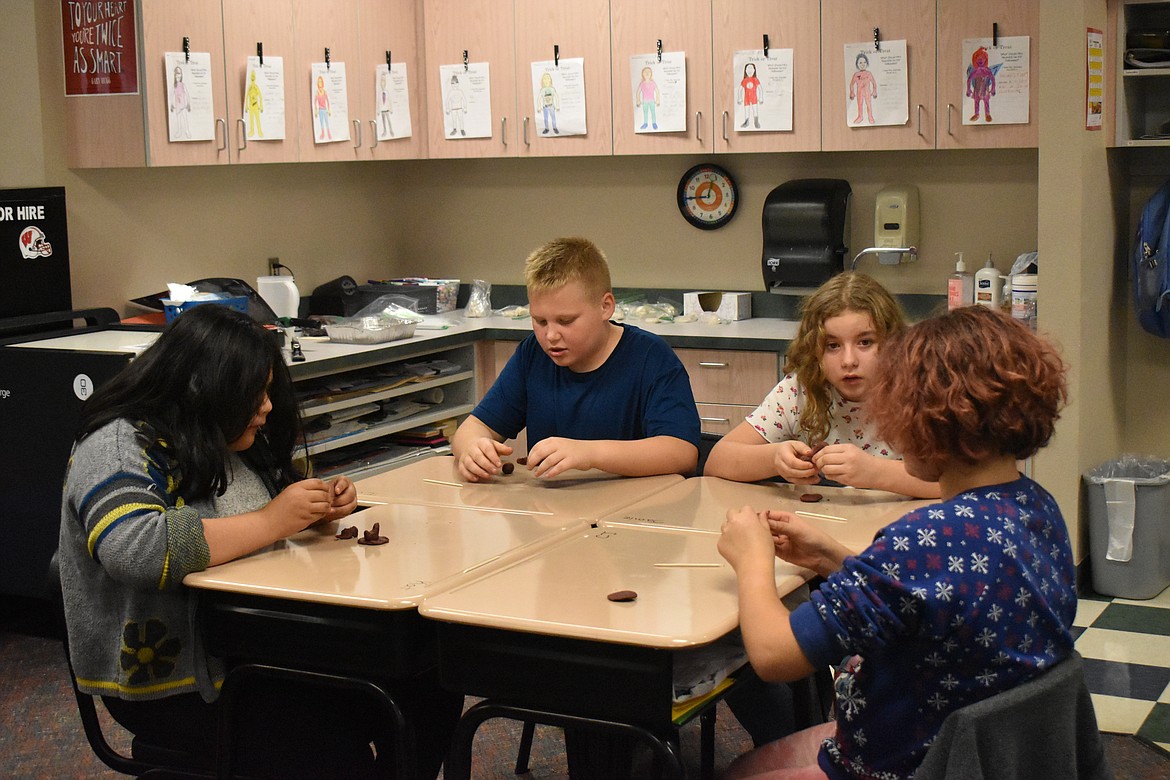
[{"xmin": 718, "ymin": 306, "xmax": 1077, "ymax": 780}]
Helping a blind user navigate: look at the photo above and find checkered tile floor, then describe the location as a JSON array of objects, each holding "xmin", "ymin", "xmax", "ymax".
[{"xmin": 1074, "ymin": 585, "xmax": 1170, "ymax": 754}]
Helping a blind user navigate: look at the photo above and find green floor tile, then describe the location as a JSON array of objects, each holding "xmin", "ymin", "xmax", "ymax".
[
  {"xmin": 1138, "ymin": 703, "xmax": 1170, "ymax": 745},
  {"xmin": 1092, "ymin": 604, "xmax": 1170, "ymax": 636}
]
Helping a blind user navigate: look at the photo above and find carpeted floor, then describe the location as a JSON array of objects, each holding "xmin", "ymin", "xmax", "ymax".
[{"xmin": 4, "ymin": 595, "xmax": 1169, "ymax": 779}]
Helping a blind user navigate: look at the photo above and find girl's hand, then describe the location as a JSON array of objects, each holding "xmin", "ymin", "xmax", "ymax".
[
  {"xmin": 265, "ymin": 479, "xmax": 332, "ymax": 535},
  {"xmin": 771, "ymin": 441, "xmax": 821, "ymax": 484},
  {"xmin": 812, "ymin": 443, "xmax": 880, "ymax": 489},
  {"xmin": 718, "ymin": 505, "xmax": 777, "ymax": 572},
  {"xmin": 323, "ymin": 476, "xmax": 357, "ymax": 521}
]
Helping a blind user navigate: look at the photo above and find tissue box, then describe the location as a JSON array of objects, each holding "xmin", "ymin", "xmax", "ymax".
[
  {"xmin": 683, "ymin": 292, "xmax": 751, "ymax": 321},
  {"xmin": 162, "ymin": 295, "xmax": 249, "ymax": 323}
]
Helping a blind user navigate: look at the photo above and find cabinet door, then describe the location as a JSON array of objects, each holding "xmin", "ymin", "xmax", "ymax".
[
  {"xmin": 292, "ymin": 0, "xmax": 364, "ymax": 162},
  {"xmin": 820, "ymin": 0, "xmax": 936, "ymax": 151},
  {"xmin": 222, "ymin": 0, "xmax": 299, "ymax": 164},
  {"xmin": 140, "ymin": 0, "xmax": 230, "ymax": 166},
  {"xmin": 610, "ymin": 0, "xmax": 714, "ymax": 155},
  {"xmin": 936, "ymin": 0, "xmax": 1039, "ymax": 149},
  {"xmin": 712, "ymin": 0, "xmax": 820, "ymax": 153},
  {"xmin": 357, "ymin": 0, "xmax": 429, "ymax": 160},
  {"xmin": 423, "ymin": 0, "xmax": 518, "ymax": 158},
  {"xmin": 513, "ymin": 0, "xmax": 613, "ymax": 157}
]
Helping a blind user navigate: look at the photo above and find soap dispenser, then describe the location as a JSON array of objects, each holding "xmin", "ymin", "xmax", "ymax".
[
  {"xmin": 974, "ymin": 255, "xmax": 1001, "ymax": 308},
  {"xmin": 947, "ymin": 252, "xmax": 974, "ymax": 310}
]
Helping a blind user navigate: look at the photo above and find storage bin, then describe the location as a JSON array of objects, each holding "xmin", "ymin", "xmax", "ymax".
[
  {"xmin": 161, "ymin": 295, "xmax": 249, "ymax": 323},
  {"xmin": 1085, "ymin": 456, "xmax": 1170, "ymax": 599},
  {"xmin": 356, "ymin": 279, "xmax": 459, "ymax": 314}
]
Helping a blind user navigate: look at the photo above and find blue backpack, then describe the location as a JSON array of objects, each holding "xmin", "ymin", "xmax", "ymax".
[{"xmin": 1134, "ymin": 180, "xmax": 1170, "ymax": 338}]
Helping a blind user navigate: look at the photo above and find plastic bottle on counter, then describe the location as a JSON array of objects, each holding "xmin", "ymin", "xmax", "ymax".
[
  {"xmin": 974, "ymin": 255, "xmax": 1001, "ymax": 308},
  {"xmin": 947, "ymin": 252, "xmax": 974, "ymax": 310},
  {"xmin": 1011, "ymin": 274, "xmax": 1038, "ymax": 331}
]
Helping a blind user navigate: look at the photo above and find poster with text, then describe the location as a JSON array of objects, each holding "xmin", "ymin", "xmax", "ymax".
[
  {"xmin": 732, "ymin": 49, "xmax": 794, "ymax": 132},
  {"xmin": 961, "ymin": 37, "xmax": 1030, "ymax": 125},
  {"xmin": 439, "ymin": 63, "xmax": 492, "ymax": 139},
  {"xmin": 629, "ymin": 52, "xmax": 687, "ymax": 133},
  {"xmin": 242, "ymin": 55, "xmax": 286, "ymax": 140},
  {"xmin": 164, "ymin": 52, "xmax": 216, "ymax": 142},
  {"xmin": 530, "ymin": 57, "xmax": 587, "ymax": 136},
  {"xmin": 62, "ymin": 0, "xmax": 138, "ymax": 95},
  {"xmin": 374, "ymin": 63, "xmax": 413, "ymax": 141},
  {"xmin": 310, "ymin": 62, "xmax": 350, "ymax": 144},
  {"xmin": 842, "ymin": 41, "xmax": 908, "ymax": 127},
  {"xmin": 1086, "ymin": 28, "xmax": 1104, "ymax": 130}
]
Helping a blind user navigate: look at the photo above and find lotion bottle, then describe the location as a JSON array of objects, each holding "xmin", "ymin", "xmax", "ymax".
[
  {"xmin": 947, "ymin": 252, "xmax": 974, "ymax": 310},
  {"xmin": 974, "ymin": 255, "xmax": 1001, "ymax": 308}
]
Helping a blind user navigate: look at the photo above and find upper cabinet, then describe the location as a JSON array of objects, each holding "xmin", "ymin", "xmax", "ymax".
[
  {"xmin": 222, "ymin": 1, "xmax": 298, "ymax": 164},
  {"xmin": 820, "ymin": 0, "xmax": 937, "ymax": 152},
  {"xmin": 356, "ymin": 0, "xmax": 429, "ymax": 161},
  {"xmin": 610, "ymin": 0, "xmax": 714, "ymax": 155},
  {"xmin": 935, "ymin": 0, "xmax": 1039, "ymax": 150},
  {"xmin": 711, "ymin": 0, "xmax": 820, "ymax": 154},
  {"xmin": 513, "ymin": 0, "xmax": 613, "ymax": 157},
  {"xmin": 291, "ymin": 0, "xmax": 364, "ymax": 162}
]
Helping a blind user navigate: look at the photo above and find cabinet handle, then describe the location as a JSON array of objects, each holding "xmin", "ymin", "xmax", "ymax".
[
  {"xmin": 501, "ymin": 117, "xmax": 508, "ymax": 147},
  {"xmin": 524, "ymin": 116, "xmax": 530, "ymax": 146},
  {"xmin": 370, "ymin": 120, "xmax": 379, "ymax": 149},
  {"xmin": 916, "ymin": 104, "xmax": 925, "ymax": 139},
  {"xmin": 697, "ymin": 362, "xmax": 728, "ymax": 368},
  {"xmin": 700, "ymin": 416, "xmax": 731, "ymax": 424},
  {"xmin": 352, "ymin": 119, "xmax": 362, "ymax": 149},
  {"xmin": 236, "ymin": 118, "xmax": 247, "ymax": 152},
  {"xmin": 946, "ymin": 103, "xmax": 955, "ymax": 136},
  {"xmin": 722, "ymin": 111, "xmax": 729, "ymax": 142},
  {"xmin": 215, "ymin": 118, "xmax": 227, "ymax": 151},
  {"xmin": 696, "ymin": 111, "xmax": 702, "ymax": 144}
]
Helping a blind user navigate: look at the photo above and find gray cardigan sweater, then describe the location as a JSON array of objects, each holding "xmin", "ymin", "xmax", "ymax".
[{"xmin": 58, "ymin": 418, "xmax": 270, "ymax": 702}]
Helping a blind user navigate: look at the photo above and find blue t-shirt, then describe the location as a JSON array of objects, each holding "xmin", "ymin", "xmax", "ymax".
[
  {"xmin": 789, "ymin": 476, "xmax": 1077, "ymax": 780},
  {"xmin": 472, "ymin": 323, "xmax": 700, "ymax": 450}
]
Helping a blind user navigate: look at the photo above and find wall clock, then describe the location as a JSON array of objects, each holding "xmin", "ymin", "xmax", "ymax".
[{"xmin": 677, "ymin": 163, "xmax": 739, "ymax": 230}]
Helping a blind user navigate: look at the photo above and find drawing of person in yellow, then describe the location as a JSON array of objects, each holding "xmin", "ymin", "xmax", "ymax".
[
  {"xmin": 246, "ymin": 70, "xmax": 264, "ymax": 138},
  {"xmin": 315, "ymin": 75, "xmax": 332, "ymax": 140}
]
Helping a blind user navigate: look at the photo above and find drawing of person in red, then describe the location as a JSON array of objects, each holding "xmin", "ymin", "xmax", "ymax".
[
  {"xmin": 738, "ymin": 62, "xmax": 762, "ymax": 128},
  {"xmin": 849, "ymin": 52, "xmax": 877, "ymax": 125},
  {"xmin": 966, "ymin": 46, "xmax": 998, "ymax": 122}
]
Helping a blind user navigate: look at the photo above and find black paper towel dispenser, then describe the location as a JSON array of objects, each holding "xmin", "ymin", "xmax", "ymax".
[{"xmin": 761, "ymin": 179, "xmax": 852, "ymax": 292}]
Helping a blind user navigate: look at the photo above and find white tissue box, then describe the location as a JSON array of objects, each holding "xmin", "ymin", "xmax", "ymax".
[{"xmin": 683, "ymin": 292, "xmax": 751, "ymax": 321}]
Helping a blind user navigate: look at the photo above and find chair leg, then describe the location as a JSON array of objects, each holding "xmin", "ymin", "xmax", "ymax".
[{"xmin": 514, "ymin": 720, "xmax": 536, "ymax": 774}]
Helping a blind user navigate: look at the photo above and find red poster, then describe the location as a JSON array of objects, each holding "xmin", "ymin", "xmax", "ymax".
[{"xmin": 61, "ymin": 0, "xmax": 139, "ymax": 96}]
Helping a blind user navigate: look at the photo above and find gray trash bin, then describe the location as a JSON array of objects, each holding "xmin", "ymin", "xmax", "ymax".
[{"xmin": 1085, "ymin": 456, "xmax": 1170, "ymax": 599}]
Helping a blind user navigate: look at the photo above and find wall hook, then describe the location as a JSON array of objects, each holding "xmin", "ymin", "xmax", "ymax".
[
  {"xmin": 656, "ymin": 39, "xmax": 662, "ymax": 62},
  {"xmin": 257, "ymin": 41, "xmax": 263, "ymax": 67},
  {"xmin": 763, "ymin": 34, "xmax": 770, "ymax": 59},
  {"xmin": 554, "ymin": 44, "xmax": 560, "ymax": 67},
  {"xmin": 463, "ymin": 49, "xmax": 469, "ymax": 71},
  {"xmin": 873, "ymin": 28, "xmax": 881, "ymax": 52},
  {"xmin": 183, "ymin": 36, "xmax": 190, "ymax": 62},
  {"xmin": 992, "ymin": 22, "xmax": 999, "ymax": 47},
  {"xmin": 325, "ymin": 47, "xmax": 331, "ymax": 69}
]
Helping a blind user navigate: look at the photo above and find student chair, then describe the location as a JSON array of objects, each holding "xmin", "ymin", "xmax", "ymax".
[{"xmin": 913, "ymin": 651, "xmax": 1111, "ymax": 780}]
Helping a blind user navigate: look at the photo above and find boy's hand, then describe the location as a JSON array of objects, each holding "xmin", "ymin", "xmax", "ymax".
[
  {"xmin": 772, "ymin": 441, "xmax": 821, "ymax": 484},
  {"xmin": 524, "ymin": 437, "xmax": 595, "ymax": 478},
  {"xmin": 718, "ymin": 506, "xmax": 776, "ymax": 572},
  {"xmin": 456, "ymin": 438, "xmax": 514, "ymax": 482}
]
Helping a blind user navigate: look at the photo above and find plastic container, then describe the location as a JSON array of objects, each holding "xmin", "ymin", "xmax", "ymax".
[
  {"xmin": 324, "ymin": 295, "xmax": 423, "ymax": 344},
  {"xmin": 161, "ymin": 295, "xmax": 249, "ymax": 323},
  {"xmin": 974, "ymin": 258, "xmax": 1002, "ymax": 308},
  {"xmin": 947, "ymin": 252, "xmax": 974, "ymax": 310},
  {"xmin": 1011, "ymin": 274, "xmax": 1038, "ymax": 331},
  {"xmin": 256, "ymin": 275, "xmax": 300, "ymax": 320},
  {"xmin": 1085, "ymin": 456, "xmax": 1170, "ymax": 599}
]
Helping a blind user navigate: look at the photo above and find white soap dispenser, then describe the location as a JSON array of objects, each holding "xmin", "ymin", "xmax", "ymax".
[
  {"xmin": 974, "ymin": 255, "xmax": 1001, "ymax": 308},
  {"xmin": 947, "ymin": 252, "xmax": 974, "ymax": 310}
]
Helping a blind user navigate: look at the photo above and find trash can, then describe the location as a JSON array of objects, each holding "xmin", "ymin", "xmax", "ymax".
[{"xmin": 1084, "ymin": 456, "xmax": 1170, "ymax": 599}]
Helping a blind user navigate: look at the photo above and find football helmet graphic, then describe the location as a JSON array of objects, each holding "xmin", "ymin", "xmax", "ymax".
[{"xmin": 18, "ymin": 225, "xmax": 53, "ymax": 259}]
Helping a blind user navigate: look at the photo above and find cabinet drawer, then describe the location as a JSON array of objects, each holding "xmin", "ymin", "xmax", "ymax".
[
  {"xmin": 696, "ymin": 403, "xmax": 755, "ymax": 437},
  {"xmin": 676, "ymin": 349, "xmax": 779, "ymax": 405}
]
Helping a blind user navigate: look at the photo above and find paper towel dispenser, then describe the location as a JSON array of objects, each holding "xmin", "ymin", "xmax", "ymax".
[{"xmin": 761, "ymin": 179, "xmax": 852, "ymax": 292}]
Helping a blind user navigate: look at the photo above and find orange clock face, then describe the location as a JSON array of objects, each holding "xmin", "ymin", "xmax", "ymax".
[{"xmin": 677, "ymin": 164, "xmax": 738, "ymax": 229}]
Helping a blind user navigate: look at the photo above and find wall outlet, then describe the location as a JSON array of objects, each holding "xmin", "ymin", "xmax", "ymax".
[{"xmin": 268, "ymin": 257, "xmax": 280, "ymax": 275}]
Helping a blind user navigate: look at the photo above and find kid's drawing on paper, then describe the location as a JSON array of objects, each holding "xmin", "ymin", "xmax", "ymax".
[
  {"xmin": 629, "ymin": 52, "xmax": 687, "ymax": 134},
  {"xmin": 530, "ymin": 57, "xmax": 587, "ymax": 136},
  {"xmin": 165, "ymin": 51, "xmax": 216, "ymax": 142},
  {"xmin": 842, "ymin": 41, "xmax": 908, "ymax": 128},
  {"xmin": 732, "ymin": 49, "xmax": 794, "ymax": 132},
  {"xmin": 439, "ymin": 63, "xmax": 492, "ymax": 140},
  {"xmin": 310, "ymin": 62, "xmax": 350, "ymax": 144},
  {"xmin": 375, "ymin": 62, "xmax": 413, "ymax": 141},
  {"xmin": 243, "ymin": 55, "xmax": 286, "ymax": 140},
  {"xmin": 962, "ymin": 37, "xmax": 1030, "ymax": 126}
]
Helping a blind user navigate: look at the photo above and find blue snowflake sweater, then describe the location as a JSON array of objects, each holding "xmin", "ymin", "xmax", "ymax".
[{"xmin": 789, "ymin": 476, "xmax": 1077, "ymax": 780}]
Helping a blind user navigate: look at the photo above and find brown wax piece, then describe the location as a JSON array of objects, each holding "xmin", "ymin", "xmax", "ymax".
[
  {"xmin": 501, "ymin": 462, "xmax": 515, "ymax": 475},
  {"xmin": 801, "ymin": 441, "xmax": 828, "ymax": 462},
  {"xmin": 357, "ymin": 522, "xmax": 389, "ymax": 546},
  {"xmin": 607, "ymin": 590, "xmax": 638, "ymax": 602},
  {"xmin": 799, "ymin": 493, "xmax": 824, "ymax": 503},
  {"xmin": 516, "ymin": 457, "xmax": 528, "ymax": 466},
  {"xmin": 335, "ymin": 526, "xmax": 359, "ymax": 540}
]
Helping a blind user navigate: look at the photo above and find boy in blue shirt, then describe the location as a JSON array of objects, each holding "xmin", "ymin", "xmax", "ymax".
[{"xmin": 453, "ymin": 236, "xmax": 700, "ymax": 482}]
